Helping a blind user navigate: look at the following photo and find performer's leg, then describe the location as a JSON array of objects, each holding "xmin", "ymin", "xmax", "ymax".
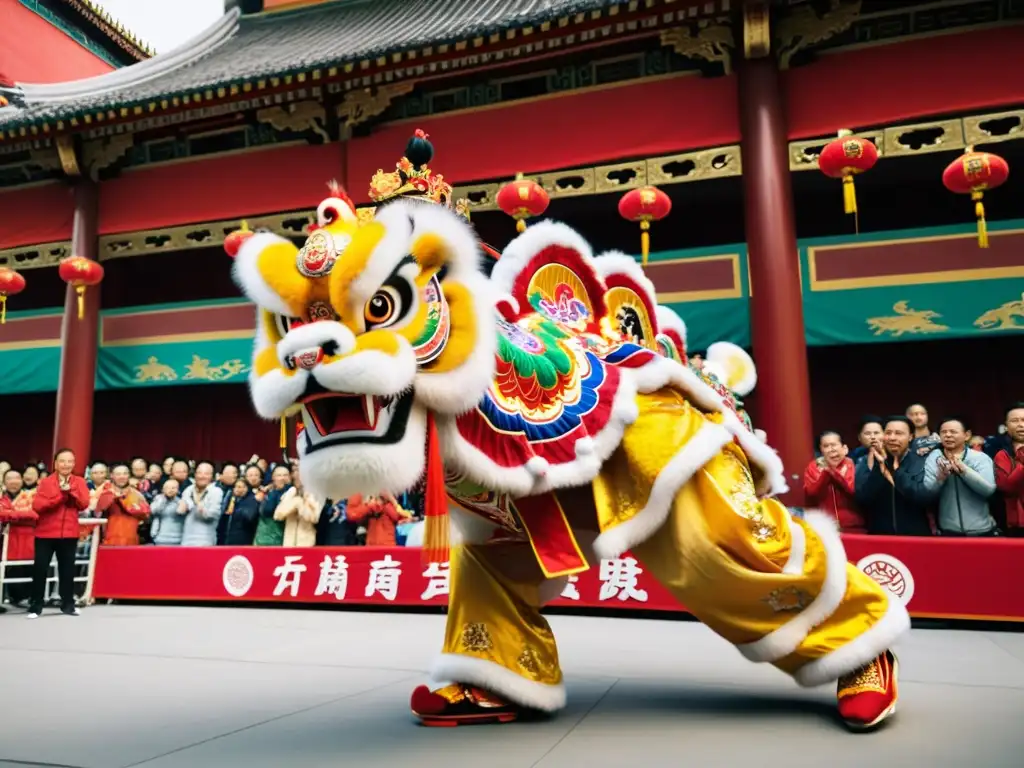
[
  {"xmin": 597, "ymin": 439, "xmax": 908, "ymax": 730},
  {"xmin": 412, "ymin": 539, "xmax": 566, "ymax": 725}
]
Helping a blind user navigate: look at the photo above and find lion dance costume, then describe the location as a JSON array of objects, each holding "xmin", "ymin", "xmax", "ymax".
[{"xmin": 225, "ymin": 131, "xmax": 908, "ymax": 731}]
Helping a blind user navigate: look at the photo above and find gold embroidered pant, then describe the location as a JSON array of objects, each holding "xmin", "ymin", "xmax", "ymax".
[
  {"xmin": 430, "ymin": 392, "xmax": 909, "ymax": 710},
  {"xmin": 431, "ymin": 539, "xmax": 568, "ymax": 712}
]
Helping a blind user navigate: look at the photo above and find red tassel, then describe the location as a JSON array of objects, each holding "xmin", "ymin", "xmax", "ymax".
[{"xmin": 422, "ymin": 411, "xmax": 450, "ymax": 564}]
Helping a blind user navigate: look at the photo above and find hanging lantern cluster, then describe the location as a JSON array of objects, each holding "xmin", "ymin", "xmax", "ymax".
[
  {"xmin": 0, "ymin": 267, "xmax": 26, "ymax": 324},
  {"xmin": 942, "ymin": 147, "xmax": 1009, "ymax": 248},
  {"xmin": 817, "ymin": 129, "xmax": 878, "ymax": 227},
  {"xmin": 618, "ymin": 186, "xmax": 671, "ymax": 266},
  {"xmin": 58, "ymin": 256, "xmax": 104, "ymax": 320},
  {"xmin": 496, "ymin": 173, "xmax": 550, "ymax": 233}
]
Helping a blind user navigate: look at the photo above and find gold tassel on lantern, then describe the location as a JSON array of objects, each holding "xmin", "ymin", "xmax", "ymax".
[
  {"xmin": 75, "ymin": 285, "xmax": 86, "ymax": 320},
  {"xmin": 973, "ymin": 190, "xmax": 988, "ymax": 248},
  {"xmin": 279, "ymin": 417, "xmax": 288, "ymax": 450},
  {"xmin": 516, "ymin": 218, "xmax": 527, "ymax": 233},
  {"xmin": 0, "ymin": 296, "xmax": 7, "ymax": 325},
  {"xmin": 842, "ymin": 174, "xmax": 857, "ymax": 215},
  {"xmin": 640, "ymin": 220, "xmax": 651, "ymax": 267}
]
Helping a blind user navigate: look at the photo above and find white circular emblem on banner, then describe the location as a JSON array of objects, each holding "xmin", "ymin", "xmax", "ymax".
[
  {"xmin": 856, "ymin": 553, "xmax": 915, "ymax": 606},
  {"xmin": 222, "ymin": 555, "xmax": 254, "ymax": 597}
]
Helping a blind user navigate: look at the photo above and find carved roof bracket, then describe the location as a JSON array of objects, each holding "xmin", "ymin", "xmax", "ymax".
[
  {"xmin": 335, "ymin": 83, "xmax": 415, "ymax": 133},
  {"xmin": 82, "ymin": 133, "xmax": 134, "ymax": 181},
  {"xmin": 659, "ymin": 18, "xmax": 736, "ymax": 74},
  {"xmin": 55, "ymin": 135, "xmax": 81, "ymax": 177},
  {"xmin": 775, "ymin": 0, "xmax": 861, "ymax": 70},
  {"xmin": 256, "ymin": 100, "xmax": 330, "ymax": 143},
  {"xmin": 742, "ymin": 1, "xmax": 771, "ymax": 60}
]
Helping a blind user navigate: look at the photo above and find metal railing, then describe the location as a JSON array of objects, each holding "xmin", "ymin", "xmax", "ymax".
[{"xmin": 0, "ymin": 519, "xmax": 106, "ymax": 608}]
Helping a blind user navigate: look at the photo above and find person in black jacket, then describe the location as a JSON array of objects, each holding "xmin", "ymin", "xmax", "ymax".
[
  {"xmin": 854, "ymin": 415, "xmax": 934, "ymax": 536},
  {"xmin": 217, "ymin": 479, "xmax": 260, "ymax": 546}
]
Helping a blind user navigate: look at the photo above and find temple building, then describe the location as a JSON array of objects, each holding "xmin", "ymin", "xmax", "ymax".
[{"xmin": 0, "ymin": 0, "xmax": 1021, "ymax": 504}]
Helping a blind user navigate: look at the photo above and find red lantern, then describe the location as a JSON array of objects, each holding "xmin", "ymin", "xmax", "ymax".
[
  {"xmin": 817, "ymin": 129, "xmax": 878, "ymax": 224},
  {"xmin": 496, "ymin": 173, "xmax": 549, "ymax": 233},
  {"xmin": 0, "ymin": 267, "xmax": 26, "ymax": 325},
  {"xmin": 618, "ymin": 186, "xmax": 671, "ymax": 267},
  {"xmin": 942, "ymin": 146, "xmax": 1009, "ymax": 248},
  {"xmin": 58, "ymin": 256, "xmax": 104, "ymax": 321}
]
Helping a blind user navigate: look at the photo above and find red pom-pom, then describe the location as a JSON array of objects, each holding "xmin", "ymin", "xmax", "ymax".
[
  {"xmin": 224, "ymin": 229, "xmax": 253, "ymax": 258},
  {"xmin": 414, "ymin": 128, "xmax": 428, "ymax": 139}
]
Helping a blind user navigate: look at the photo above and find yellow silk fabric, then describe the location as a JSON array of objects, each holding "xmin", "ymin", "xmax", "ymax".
[
  {"xmin": 443, "ymin": 541, "xmax": 563, "ymax": 687},
  {"xmin": 439, "ymin": 388, "xmax": 890, "ymax": 686}
]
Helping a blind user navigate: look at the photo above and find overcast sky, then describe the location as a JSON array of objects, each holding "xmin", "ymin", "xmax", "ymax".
[{"xmin": 99, "ymin": 0, "xmax": 226, "ymax": 53}]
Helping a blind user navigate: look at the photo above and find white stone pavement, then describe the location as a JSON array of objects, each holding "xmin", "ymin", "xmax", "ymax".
[{"xmin": 1, "ymin": 605, "xmax": 1023, "ymax": 768}]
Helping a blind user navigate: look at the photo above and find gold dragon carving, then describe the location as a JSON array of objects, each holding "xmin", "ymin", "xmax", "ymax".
[
  {"xmin": 866, "ymin": 301, "xmax": 950, "ymax": 338},
  {"xmin": 660, "ymin": 20, "xmax": 735, "ymax": 74},
  {"xmin": 974, "ymin": 293, "xmax": 1024, "ymax": 331},
  {"xmin": 134, "ymin": 357, "xmax": 178, "ymax": 382},
  {"xmin": 256, "ymin": 100, "xmax": 330, "ymax": 143},
  {"xmin": 775, "ymin": 0, "xmax": 862, "ymax": 70},
  {"xmin": 133, "ymin": 355, "xmax": 250, "ymax": 383},
  {"xmin": 336, "ymin": 83, "xmax": 415, "ymax": 129}
]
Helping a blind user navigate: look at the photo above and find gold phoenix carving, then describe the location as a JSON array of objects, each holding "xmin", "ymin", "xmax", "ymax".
[
  {"xmin": 775, "ymin": 0, "xmax": 861, "ymax": 70},
  {"xmin": 256, "ymin": 100, "xmax": 329, "ymax": 143},
  {"xmin": 660, "ymin": 20, "xmax": 735, "ymax": 74},
  {"xmin": 336, "ymin": 83, "xmax": 414, "ymax": 129}
]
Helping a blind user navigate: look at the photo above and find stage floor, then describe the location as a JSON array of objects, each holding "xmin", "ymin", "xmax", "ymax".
[{"xmin": 1, "ymin": 605, "xmax": 1023, "ymax": 768}]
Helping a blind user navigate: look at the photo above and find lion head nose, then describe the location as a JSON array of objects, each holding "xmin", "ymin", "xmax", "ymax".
[{"xmin": 287, "ymin": 346, "xmax": 325, "ymax": 371}]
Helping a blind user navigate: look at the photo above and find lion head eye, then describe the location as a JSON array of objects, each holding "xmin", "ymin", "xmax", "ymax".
[{"xmin": 364, "ymin": 288, "xmax": 402, "ymax": 329}]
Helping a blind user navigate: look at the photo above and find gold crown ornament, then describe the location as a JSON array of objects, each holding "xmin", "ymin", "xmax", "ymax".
[{"xmin": 367, "ymin": 129, "xmax": 470, "ymax": 220}]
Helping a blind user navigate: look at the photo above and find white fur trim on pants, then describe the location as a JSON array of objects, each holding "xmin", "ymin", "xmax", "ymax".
[
  {"xmin": 430, "ymin": 653, "xmax": 567, "ymax": 712},
  {"xmin": 735, "ymin": 511, "xmax": 848, "ymax": 664},
  {"xmin": 794, "ymin": 589, "xmax": 911, "ymax": 687},
  {"xmin": 592, "ymin": 421, "xmax": 734, "ymax": 559}
]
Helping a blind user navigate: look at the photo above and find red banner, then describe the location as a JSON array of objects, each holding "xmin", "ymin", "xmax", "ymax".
[{"xmin": 92, "ymin": 535, "xmax": 1024, "ymax": 622}]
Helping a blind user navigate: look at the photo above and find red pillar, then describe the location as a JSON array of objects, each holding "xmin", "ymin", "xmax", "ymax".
[
  {"xmin": 53, "ymin": 180, "xmax": 100, "ymax": 467},
  {"xmin": 737, "ymin": 55, "xmax": 813, "ymax": 504}
]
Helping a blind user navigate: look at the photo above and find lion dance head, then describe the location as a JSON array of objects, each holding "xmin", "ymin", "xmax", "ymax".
[{"xmin": 226, "ymin": 134, "xmax": 494, "ymax": 502}]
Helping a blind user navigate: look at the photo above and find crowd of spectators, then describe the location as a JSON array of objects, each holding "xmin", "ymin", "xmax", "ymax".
[
  {"xmin": 803, "ymin": 402, "xmax": 1024, "ymax": 537},
  {"xmin": 3, "ymin": 401, "xmax": 1023, "ymax": 614},
  {"xmin": 0, "ymin": 453, "xmax": 425, "ymax": 614}
]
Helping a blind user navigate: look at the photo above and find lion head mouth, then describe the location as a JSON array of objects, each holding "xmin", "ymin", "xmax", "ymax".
[{"xmin": 298, "ymin": 381, "xmax": 414, "ymax": 454}]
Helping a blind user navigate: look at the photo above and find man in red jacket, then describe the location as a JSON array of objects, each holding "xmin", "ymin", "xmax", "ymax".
[
  {"xmin": 28, "ymin": 448, "xmax": 91, "ymax": 618},
  {"xmin": 802, "ymin": 430, "xmax": 866, "ymax": 533},
  {"xmin": 994, "ymin": 403, "xmax": 1024, "ymax": 536},
  {"xmin": 0, "ymin": 467, "xmax": 37, "ymax": 610}
]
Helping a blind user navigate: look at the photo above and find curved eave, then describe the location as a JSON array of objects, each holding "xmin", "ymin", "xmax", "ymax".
[
  {"xmin": 0, "ymin": 0, "xmax": 729, "ymax": 142},
  {"xmin": 61, "ymin": 0, "xmax": 155, "ymax": 60}
]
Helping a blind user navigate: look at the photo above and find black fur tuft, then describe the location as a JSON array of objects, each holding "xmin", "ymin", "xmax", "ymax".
[{"xmin": 405, "ymin": 131, "xmax": 434, "ymax": 170}]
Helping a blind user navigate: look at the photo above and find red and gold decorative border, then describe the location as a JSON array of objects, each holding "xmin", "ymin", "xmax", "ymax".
[{"xmin": 808, "ymin": 229, "xmax": 1024, "ymax": 292}]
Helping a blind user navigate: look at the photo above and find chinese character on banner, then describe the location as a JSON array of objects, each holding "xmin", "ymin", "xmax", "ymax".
[
  {"xmin": 598, "ymin": 557, "xmax": 648, "ymax": 603},
  {"xmin": 314, "ymin": 555, "xmax": 349, "ymax": 601},
  {"xmin": 272, "ymin": 555, "xmax": 307, "ymax": 597},
  {"xmin": 560, "ymin": 575, "xmax": 581, "ymax": 601},
  {"xmin": 421, "ymin": 561, "xmax": 450, "ymax": 600},
  {"xmin": 365, "ymin": 554, "xmax": 403, "ymax": 601}
]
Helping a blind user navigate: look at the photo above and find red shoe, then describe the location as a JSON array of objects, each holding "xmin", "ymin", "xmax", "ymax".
[
  {"xmin": 411, "ymin": 683, "xmax": 520, "ymax": 727},
  {"xmin": 837, "ymin": 650, "xmax": 899, "ymax": 731}
]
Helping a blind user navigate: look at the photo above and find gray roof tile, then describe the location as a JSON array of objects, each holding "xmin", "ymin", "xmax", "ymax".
[{"xmin": 0, "ymin": 0, "xmax": 634, "ymax": 130}]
